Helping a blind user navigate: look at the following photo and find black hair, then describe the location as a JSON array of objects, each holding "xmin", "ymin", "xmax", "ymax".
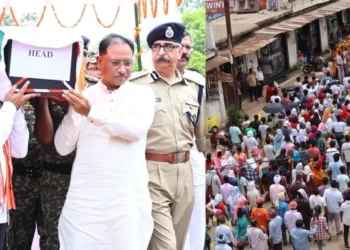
[
  {"xmin": 296, "ymin": 219, "xmax": 304, "ymax": 228},
  {"xmin": 237, "ymin": 208, "xmax": 244, "ymax": 218},
  {"xmin": 99, "ymin": 33, "xmax": 135, "ymax": 55},
  {"xmin": 346, "ymin": 192, "xmax": 350, "ymax": 201},
  {"xmin": 313, "ymin": 188, "xmax": 319, "ymax": 195},
  {"xmin": 340, "ymin": 166, "xmax": 346, "ymax": 174},
  {"xmin": 333, "ymin": 153, "xmax": 340, "ymax": 162},
  {"xmin": 314, "ymin": 205, "xmax": 321, "ymax": 220},
  {"xmin": 311, "ymin": 139, "xmax": 316, "ymax": 147},
  {"xmin": 251, "ymin": 219, "xmax": 258, "ymax": 227},
  {"xmin": 206, "ymin": 153, "xmax": 212, "ymax": 164},
  {"xmin": 322, "ymin": 177, "xmax": 328, "ymax": 184},
  {"xmin": 218, "ymin": 215, "xmax": 226, "ymax": 224},
  {"xmin": 330, "ymin": 140, "xmax": 336, "ymax": 148},
  {"xmin": 182, "ymin": 31, "xmax": 192, "ymax": 40},
  {"xmin": 223, "ymin": 175, "xmax": 229, "ymax": 183},
  {"xmin": 331, "ymin": 180, "xmax": 338, "ymax": 188}
]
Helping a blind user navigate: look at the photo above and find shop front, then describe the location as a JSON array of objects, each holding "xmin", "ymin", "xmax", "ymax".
[
  {"xmin": 257, "ymin": 34, "xmax": 289, "ymax": 79},
  {"xmin": 295, "ymin": 20, "xmax": 322, "ymax": 60}
]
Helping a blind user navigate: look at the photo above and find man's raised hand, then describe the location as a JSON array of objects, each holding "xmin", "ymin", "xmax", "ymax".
[
  {"xmin": 62, "ymin": 89, "xmax": 91, "ymax": 117},
  {"xmin": 4, "ymin": 81, "xmax": 40, "ymax": 109}
]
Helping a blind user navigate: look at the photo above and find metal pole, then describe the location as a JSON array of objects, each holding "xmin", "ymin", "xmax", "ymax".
[
  {"xmin": 223, "ymin": 0, "xmax": 241, "ymax": 109},
  {"xmin": 134, "ymin": 3, "xmax": 143, "ymax": 71}
]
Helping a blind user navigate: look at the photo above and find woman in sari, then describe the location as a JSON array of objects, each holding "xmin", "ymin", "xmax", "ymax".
[
  {"xmin": 322, "ymin": 107, "xmax": 331, "ymax": 124},
  {"xmin": 247, "ymin": 181, "xmax": 260, "ymax": 211},
  {"xmin": 325, "ymin": 118, "xmax": 333, "ymax": 135},
  {"xmin": 274, "ymin": 129, "xmax": 284, "ymax": 153},
  {"xmin": 340, "ymin": 105, "xmax": 350, "ymax": 121},
  {"xmin": 251, "ymin": 146, "xmax": 262, "ymax": 163},
  {"xmin": 295, "ymin": 189, "xmax": 313, "ymax": 230},
  {"xmin": 296, "ymin": 129, "xmax": 307, "ymax": 143},
  {"xmin": 228, "ymin": 186, "xmax": 241, "ymax": 220},
  {"xmin": 235, "ymin": 207, "xmax": 249, "ymax": 242},
  {"xmin": 303, "ymin": 165, "xmax": 316, "ymax": 196},
  {"xmin": 308, "ymin": 154, "xmax": 324, "ymax": 187},
  {"xmin": 318, "ymin": 88, "xmax": 326, "ymax": 104},
  {"xmin": 308, "ymin": 125, "xmax": 318, "ymax": 140}
]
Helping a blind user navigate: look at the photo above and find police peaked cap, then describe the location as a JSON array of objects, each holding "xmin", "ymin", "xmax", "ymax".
[
  {"xmin": 147, "ymin": 22, "xmax": 185, "ymax": 47},
  {"xmin": 81, "ymin": 36, "xmax": 90, "ymax": 51}
]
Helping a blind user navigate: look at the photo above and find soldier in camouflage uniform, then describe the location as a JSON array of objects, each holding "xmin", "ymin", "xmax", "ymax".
[
  {"xmin": 84, "ymin": 52, "xmax": 100, "ymax": 88},
  {"xmin": 6, "ymin": 100, "xmax": 46, "ymax": 250},
  {"xmin": 36, "ymin": 99, "xmax": 76, "ymax": 250}
]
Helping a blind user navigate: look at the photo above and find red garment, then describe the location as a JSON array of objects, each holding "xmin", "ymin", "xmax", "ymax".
[
  {"xmin": 206, "ymin": 160, "xmax": 214, "ymax": 170},
  {"xmin": 266, "ymin": 87, "xmax": 275, "ymax": 103},
  {"xmin": 318, "ymin": 89, "xmax": 325, "ymax": 104},
  {"xmin": 311, "ymin": 217, "xmax": 328, "ymax": 240},
  {"xmin": 309, "ymin": 147, "xmax": 321, "ymax": 160},
  {"xmin": 1, "ymin": 139, "xmax": 16, "ymax": 209},
  {"xmin": 340, "ymin": 106, "xmax": 350, "ymax": 121},
  {"xmin": 303, "ymin": 112, "xmax": 311, "ymax": 122}
]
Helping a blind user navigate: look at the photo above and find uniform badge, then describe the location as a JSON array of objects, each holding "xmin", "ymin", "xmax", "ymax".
[
  {"xmin": 165, "ymin": 26, "xmax": 174, "ymax": 38},
  {"xmin": 151, "ymin": 71, "xmax": 159, "ymax": 81}
]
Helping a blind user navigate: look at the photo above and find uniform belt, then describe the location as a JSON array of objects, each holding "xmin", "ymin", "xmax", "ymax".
[
  {"xmin": 13, "ymin": 163, "xmax": 41, "ymax": 179},
  {"xmin": 145, "ymin": 152, "xmax": 190, "ymax": 164},
  {"xmin": 42, "ymin": 162, "xmax": 72, "ymax": 175}
]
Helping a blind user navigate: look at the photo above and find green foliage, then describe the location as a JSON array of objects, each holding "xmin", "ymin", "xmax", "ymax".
[
  {"xmin": 182, "ymin": 8, "xmax": 205, "ymax": 54},
  {"xmin": 181, "ymin": 7, "xmax": 205, "ymax": 75},
  {"xmin": 187, "ymin": 50, "xmax": 205, "ymax": 75},
  {"xmin": 2, "ymin": 13, "xmax": 38, "ymax": 26},
  {"xmin": 227, "ymin": 107, "xmax": 244, "ymax": 127}
]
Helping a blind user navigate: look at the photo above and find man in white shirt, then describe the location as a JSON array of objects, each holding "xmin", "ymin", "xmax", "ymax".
[
  {"xmin": 177, "ymin": 31, "xmax": 206, "ymax": 250},
  {"xmin": 54, "ymin": 34, "xmax": 155, "ymax": 250},
  {"xmin": 309, "ymin": 188, "xmax": 327, "ymax": 216},
  {"xmin": 342, "ymin": 135, "xmax": 350, "ymax": 175},
  {"xmin": 332, "ymin": 115, "xmax": 346, "ymax": 150},
  {"xmin": 340, "ymin": 192, "xmax": 350, "ymax": 248},
  {"xmin": 0, "ymin": 82, "xmax": 37, "ymax": 248},
  {"xmin": 256, "ymin": 66, "xmax": 264, "ymax": 98},
  {"xmin": 324, "ymin": 180, "xmax": 344, "ymax": 236},
  {"xmin": 247, "ymin": 219, "xmax": 268, "ymax": 250},
  {"xmin": 337, "ymin": 51, "xmax": 345, "ymax": 83}
]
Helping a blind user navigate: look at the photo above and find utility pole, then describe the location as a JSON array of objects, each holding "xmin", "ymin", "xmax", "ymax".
[{"xmin": 223, "ymin": 0, "xmax": 241, "ymax": 110}]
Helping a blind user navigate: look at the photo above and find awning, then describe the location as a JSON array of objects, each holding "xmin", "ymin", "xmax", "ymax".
[
  {"xmin": 219, "ymin": 33, "xmax": 277, "ymax": 58},
  {"xmin": 256, "ymin": 0, "xmax": 350, "ymax": 35},
  {"xmin": 206, "ymin": 55, "xmax": 230, "ymax": 71}
]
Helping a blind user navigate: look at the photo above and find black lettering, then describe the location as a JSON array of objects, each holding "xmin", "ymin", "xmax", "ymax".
[
  {"xmin": 42, "ymin": 51, "xmax": 46, "ymax": 57},
  {"xmin": 35, "ymin": 50, "xmax": 40, "ymax": 57},
  {"xmin": 28, "ymin": 50, "xmax": 35, "ymax": 56},
  {"xmin": 47, "ymin": 51, "xmax": 53, "ymax": 58}
]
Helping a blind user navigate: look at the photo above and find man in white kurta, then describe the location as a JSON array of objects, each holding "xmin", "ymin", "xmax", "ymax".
[
  {"xmin": 0, "ymin": 81, "xmax": 36, "ymax": 249},
  {"xmin": 54, "ymin": 34, "xmax": 155, "ymax": 250}
]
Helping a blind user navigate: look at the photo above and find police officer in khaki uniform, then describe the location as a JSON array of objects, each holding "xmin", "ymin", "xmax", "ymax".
[{"xmin": 130, "ymin": 22, "xmax": 206, "ymax": 250}]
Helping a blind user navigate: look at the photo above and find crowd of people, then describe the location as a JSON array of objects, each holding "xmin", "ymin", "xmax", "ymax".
[{"xmin": 206, "ymin": 64, "xmax": 350, "ymax": 250}]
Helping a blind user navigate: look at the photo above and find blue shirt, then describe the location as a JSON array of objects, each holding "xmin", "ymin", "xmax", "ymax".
[
  {"xmin": 269, "ymin": 216, "xmax": 283, "ymax": 244},
  {"xmin": 276, "ymin": 200, "xmax": 289, "ymax": 225},
  {"xmin": 229, "ymin": 126, "xmax": 242, "ymax": 144},
  {"xmin": 328, "ymin": 161, "xmax": 344, "ymax": 180},
  {"xmin": 291, "ymin": 226, "xmax": 318, "ymax": 250}
]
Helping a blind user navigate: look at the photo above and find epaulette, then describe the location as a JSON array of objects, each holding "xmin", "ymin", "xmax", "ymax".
[
  {"xmin": 129, "ymin": 71, "xmax": 150, "ymax": 81},
  {"xmin": 183, "ymin": 70, "xmax": 205, "ymax": 87}
]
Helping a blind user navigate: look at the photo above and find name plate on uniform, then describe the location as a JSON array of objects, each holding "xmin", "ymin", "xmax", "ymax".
[{"xmin": 4, "ymin": 40, "xmax": 78, "ymax": 94}]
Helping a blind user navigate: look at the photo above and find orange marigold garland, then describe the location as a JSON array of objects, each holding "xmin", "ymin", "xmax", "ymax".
[
  {"xmin": 150, "ymin": 0, "xmax": 158, "ymax": 18},
  {"xmin": 142, "ymin": 0, "xmax": 147, "ymax": 19},
  {"xmin": 92, "ymin": 5, "xmax": 120, "ymax": 28},
  {"xmin": 135, "ymin": 47, "xmax": 144, "ymax": 61},
  {"xmin": 0, "ymin": 8, "xmax": 6, "ymax": 25},
  {"xmin": 7, "ymin": 6, "xmax": 46, "ymax": 27},
  {"xmin": 137, "ymin": 0, "xmax": 142, "ymax": 24},
  {"xmin": 52, "ymin": 4, "xmax": 86, "ymax": 28},
  {"xmin": 163, "ymin": 0, "xmax": 169, "ymax": 15},
  {"xmin": 134, "ymin": 27, "xmax": 141, "ymax": 43},
  {"xmin": 9, "ymin": 7, "xmax": 19, "ymax": 26},
  {"xmin": 36, "ymin": 6, "xmax": 47, "ymax": 27},
  {"xmin": 176, "ymin": 0, "xmax": 183, "ymax": 6}
]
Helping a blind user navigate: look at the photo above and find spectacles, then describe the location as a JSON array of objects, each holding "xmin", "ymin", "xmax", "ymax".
[
  {"xmin": 182, "ymin": 45, "xmax": 193, "ymax": 51},
  {"xmin": 151, "ymin": 43, "xmax": 180, "ymax": 52},
  {"xmin": 87, "ymin": 67, "xmax": 99, "ymax": 71}
]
